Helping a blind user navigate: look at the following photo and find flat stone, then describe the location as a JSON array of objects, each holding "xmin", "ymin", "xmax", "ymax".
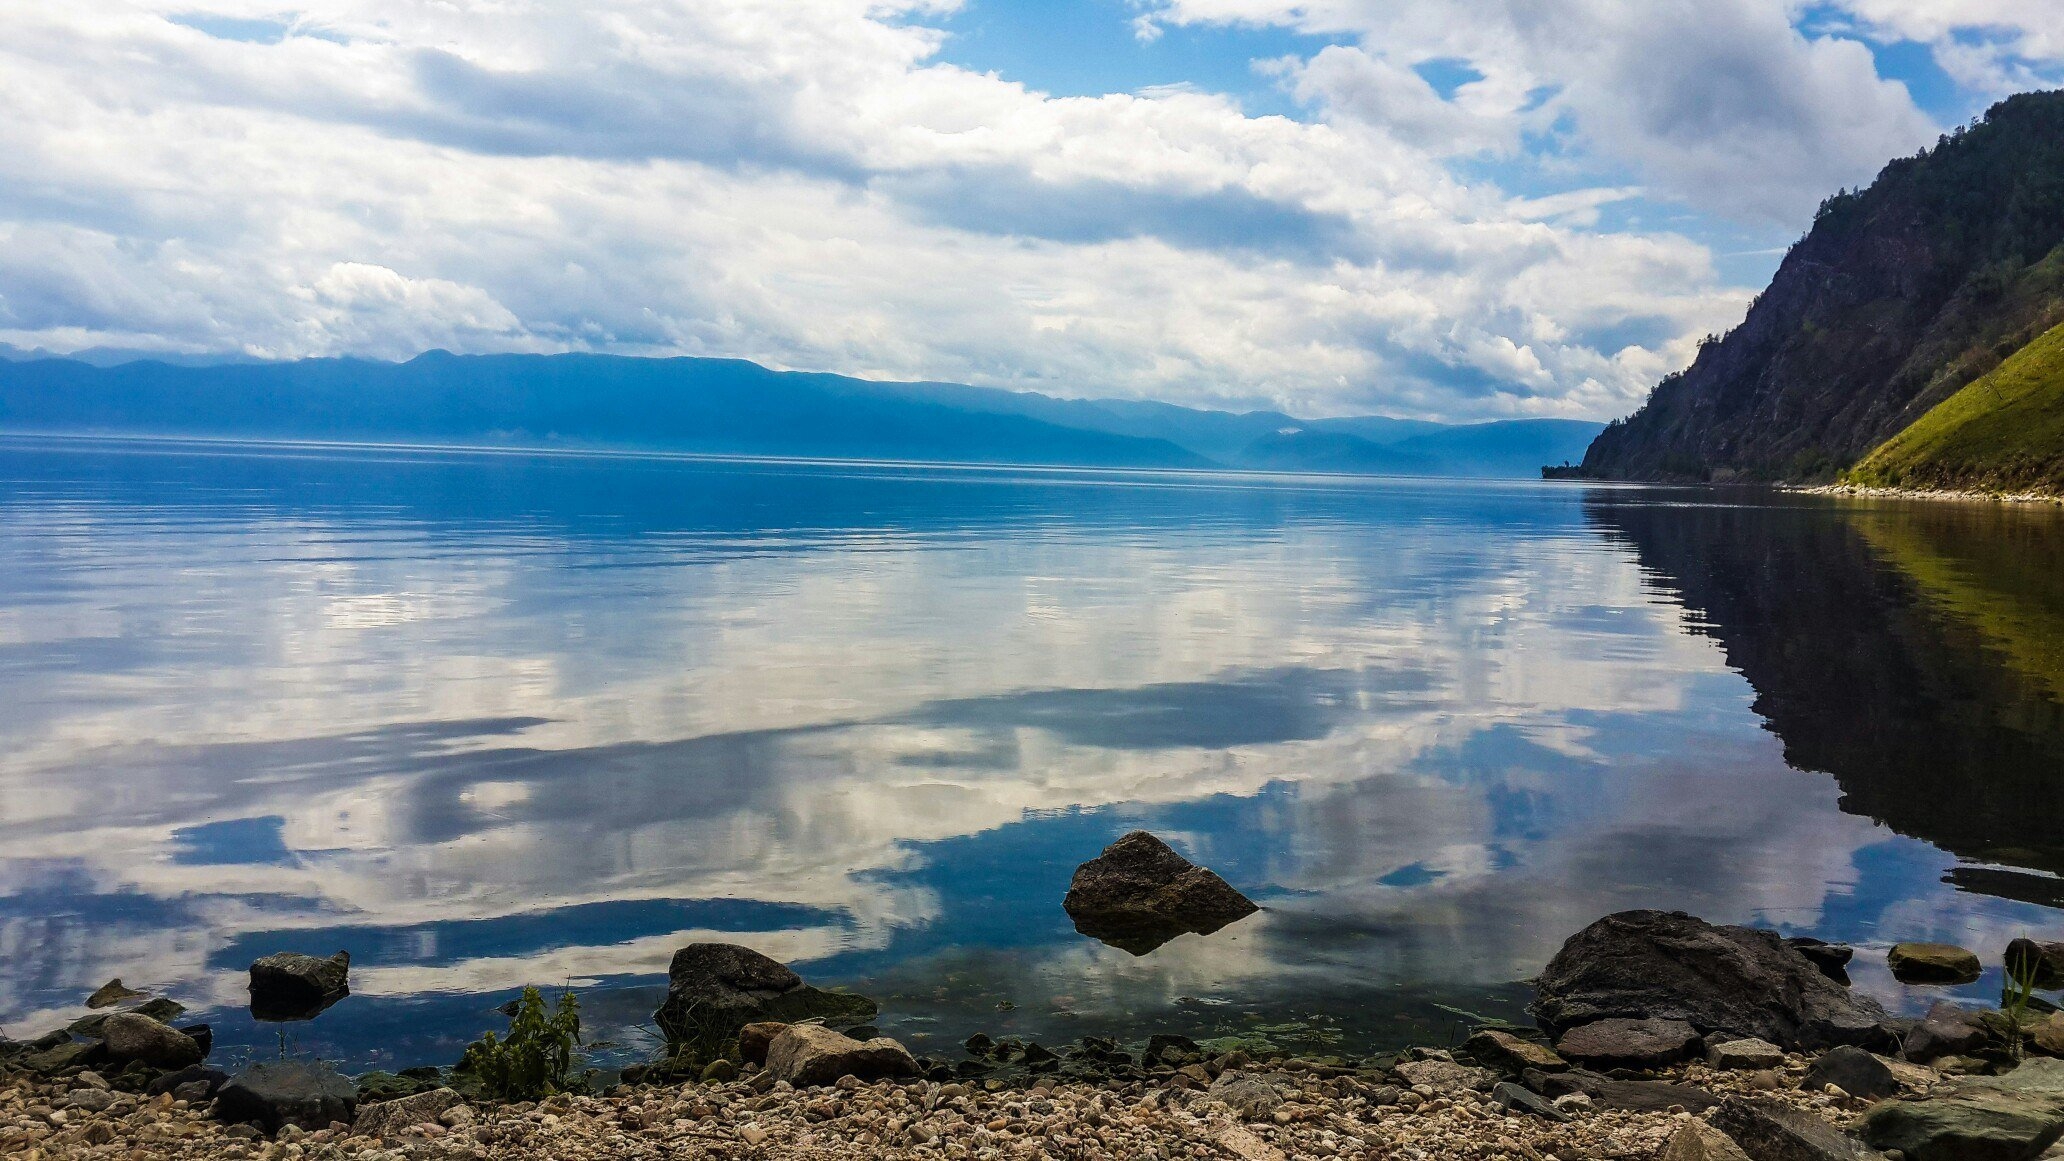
[
  {"xmin": 1803, "ymin": 1046, "xmax": 1900, "ymax": 1100},
  {"xmin": 1206, "ymin": 1072, "xmax": 1284, "ymax": 1120},
  {"xmin": 763, "ymin": 1024, "xmax": 919, "ymax": 1087},
  {"xmin": 1714, "ymin": 1095, "xmax": 1884, "ymax": 1160},
  {"xmin": 1557, "ymin": 1017, "xmax": 1701, "ymax": 1069},
  {"xmin": 1062, "ymin": 831, "xmax": 1258, "ymax": 955},
  {"xmin": 99, "ymin": 1012, "xmax": 203, "ymax": 1069},
  {"xmin": 1392, "ymin": 1057, "xmax": 1495, "ymax": 1093},
  {"xmin": 1492, "ymin": 1080, "xmax": 1570, "ymax": 1122},
  {"xmin": 1467, "ymin": 1029, "xmax": 1567, "ymax": 1074},
  {"xmin": 1863, "ymin": 1059, "xmax": 2064, "ymax": 1161},
  {"xmin": 1889, "ymin": 943, "xmax": 1983, "ymax": 985},
  {"xmin": 351, "ymin": 1088, "xmax": 463, "ymax": 1139},
  {"xmin": 215, "ymin": 1060, "xmax": 358, "ymax": 1134},
  {"xmin": 1710, "ymin": 1038, "xmax": 1788, "ymax": 1070},
  {"xmin": 1663, "ymin": 1120, "xmax": 1755, "ymax": 1161}
]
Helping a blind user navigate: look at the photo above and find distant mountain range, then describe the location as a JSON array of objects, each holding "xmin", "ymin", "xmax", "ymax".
[{"xmin": 0, "ymin": 349, "xmax": 1601, "ymax": 479}]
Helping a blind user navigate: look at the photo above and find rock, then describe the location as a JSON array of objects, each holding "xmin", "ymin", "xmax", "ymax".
[
  {"xmin": 739, "ymin": 1021, "xmax": 789, "ymax": 1065},
  {"xmin": 351, "ymin": 1088, "xmax": 463, "ymax": 1138},
  {"xmin": 2008, "ymin": 941, "xmax": 2064, "ymax": 991},
  {"xmin": 1061, "ymin": 831, "xmax": 1259, "ymax": 955},
  {"xmin": 1207, "ymin": 1072, "xmax": 1283, "ymax": 1120},
  {"xmin": 1564, "ymin": 1069, "xmax": 1723, "ymax": 1113},
  {"xmin": 177, "ymin": 1024, "xmax": 212, "ymax": 1058},
  {"xmin": 1710, "ymin": 1038, "xmax": 1788, "ymax": 1070},
  {"xmin": 1788, "ymin": 939, "xmax": 1857, "ymax": 985},
  {"xmin": 99, "ymin": 1013, "xmax": 203, "ymax": 1069},
  {"xmin": 1889, "ymin": 943, "xmax": 1983, "ymax": 985},
  {"xmin": 1663, "ymin": 1120, "xmax": 1756, "ymax": 1161},
  {"xmin": 1863, "ymin": 1058, "xmax": 2064, "ymax": 1161},
  {"xmin": 1804, "ymin": 1046, "xmax": 1900, "ymax": 1100},
  {"xmin": 1467, "ymin": 1029, "xmax": 1567, "ymax": 1074},
  {"xmin": 1392, "ymin": 1057, "xmax": 1495, "ymax": 1093},
  {"xmin": 1215, "ymin": 1125, "xmax": 1287, "ymax": 1161},
  {"xmin": 71, "ymin": 997, "xmax": 185, "ymax": 1037},
  {"xmin": 86, "ymin": 980, "xmax": 146, "ymax": 1009},
  {"xmin": 23, "ymin": 1037, "xmax": 103, "ymax": 1075},
  {"xmin": 215, "ymin": 1060, "xmax": 358, "ymax": 1134},
  {"xmin": 1532, "ymin": 911, "xmax": 1889, "ymax": 1051},
  {"xmin": 146, "ymin": 1066, "xmax": 229, "ymax": 1098},
  {"xmin": 2033, "ymin": 1014, "xmax": 2064, "ymax": 1058},
  {"xmin": 653, "ymin": 944, "xmax": 875, "ymax": 1047},
  {"xmin": 248, "ymin": 951, "xmax": 351, "ymax": 1020},
  {"xmin": 1144, "ymin": 1034, "xmax": 1203, "ymax": 1068},
  {"xmin": 1714, "ymin": 1095, "xmax": 1884, "ymax": 1160},
  {"xmin": 763, "ymin": 1024, "xmax": 920, "ymax": 1087},
  {"xmin": 1492, "ymin": 1080, "xmax": 1571, "ymax": 1122},
  {"xmin": 1905, "ymin": 1002, "xmax": 1996, "ymax": 1064},
  {"xmin": 700, "ymin": 1059, "xmax": 738, "ymax": 1083},
  {"xmin": 1556, "ymin": 1017, "xmax": 1701, "ymax": 1069}
]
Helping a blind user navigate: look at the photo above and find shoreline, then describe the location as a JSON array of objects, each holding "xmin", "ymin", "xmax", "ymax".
[{"xmin": 1798, "ymin": 481, "xmax": 2064, "ymax": 506}]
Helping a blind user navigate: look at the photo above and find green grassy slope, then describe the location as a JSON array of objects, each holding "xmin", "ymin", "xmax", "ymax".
[{"xmin": 1849, "ymin": 319, "xmax": 2064, "ymax": 494}]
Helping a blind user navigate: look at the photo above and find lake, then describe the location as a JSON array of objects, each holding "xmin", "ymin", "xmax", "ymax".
[{"xmin": 2, "ymin": 435, "xmax": 2060, "ymax": 1077}]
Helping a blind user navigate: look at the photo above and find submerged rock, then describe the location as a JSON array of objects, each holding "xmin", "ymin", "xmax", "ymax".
[
  {"xmin": 1862, "ymin": 1057, "xmax": 2064, "ymax": 1161},
  {"xmin": 762, "ymin": 1024, "xmax": 919, "ymax": 1087},
  {"xmin": 248, "ymin": 951, "xmax": 351, "ymax": 1020},
  {"xmin": 1888, "ymin": 942, "xmax": 1983, "ymax": 985},
  {"xmin": 1531, "ymin": 911, "xmax": 1889, "ymax": 1050},
  {"xmin": 653, "ymin": 944, "xmax": 876, "ymax": 1049},
  {"xmin": 215, "ymin": 1060, "xmax": 358, "ymax": 1134},
  {"xmin": 1062, "ymin": 831, "xmax": 1259, "ymax": 955}
]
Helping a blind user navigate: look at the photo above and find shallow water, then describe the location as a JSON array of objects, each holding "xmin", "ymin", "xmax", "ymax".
[{"xmin": 1, "ymin": 436, "xmax": 2059, "ymax": 1075}]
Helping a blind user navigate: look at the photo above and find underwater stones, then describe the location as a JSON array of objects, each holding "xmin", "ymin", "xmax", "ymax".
[
  {"xmin": 653, "ymin": 944, "xmax": 876, "ymax": 1047},
  {"xmin": 1532, "ymin": 911, "xmax": 1888, "ymax": 1051},
  {"xmin": 1062, "ymin": 831, "xmax": 1258, "ymax": 956},
  {"xmin": 1889, "ymin": 943, "xmax": 1984, "ymax": 985},
  {"xmin": 248, "ymin": 951, "xmax": 351, "ymax": 1020}
]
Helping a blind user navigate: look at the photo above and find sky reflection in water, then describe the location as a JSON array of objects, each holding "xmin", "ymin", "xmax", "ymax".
[{"xmin": 0, "ymin": 437, "xmax": 2059, "ymax": 1073}]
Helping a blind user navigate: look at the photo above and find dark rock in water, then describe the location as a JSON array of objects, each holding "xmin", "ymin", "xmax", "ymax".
[
  {"xmin": 1863, "ymin": 1058, "xmax": 2064, "ymax": 1161},
  {"xmin": 653, "ymin": 944, "xmax": 876, "ymax": 1047},
  {"xmin": 87, "ymin": 979, "xmax": 146, "ymax": 1009},
  {"xmin": 176, "ymin": 1024, "xmax": 212, "ymax": 1058},
  {"xmin": 72, "ymin": 997, "xmax": 186, "ymax": 1038},
  {"xmin": 1905, "ymin": 1002, "xmax": 1997, "ymax": 1064},
  {"xmin": 216, "ymin": 1060, "xmax": 358, "ymax": 1134},
  {"xmin": 1062, "ymin": 831, "xmax": 1258, "ymax": 956},
  {"xmin": 1555, "ymin": 1017, "xmax": 1700, "ymax": 1070},
  {"xmin": 248, "ymin": 951, "xmax": 351, "ymax": 1020},
  {"xmin": 2007, "ymin": 939, "xmax": 2064, "ymax": 991},
  {"xmin": 1493, "ymin": 1081, "xmax": 1571, "ymax": 1122},
  {"xmin": 1889, "ymin": 942, "xmax": 1983, "ymax": 985},
  {"xmin": 100, "ymin": 1013, "xmax": 203, "ymax": 1069},
  {"xmin": 1803, "ymin": 1046, "xmax": 1899, "ymax": 1100},
  {"xmin": 1531, "ymin": 911, "xmax": 1889, "ymax": 1051},
  {"xmin": 1715, "ymin": 1096, "xmax": 1882, "ymax": 1160},
  {"xmin": 147, "ymin": 1066, "xmax": 229, "ymax": 1099},
  {"xmin": 1144, "ymin": 1034, "xmax": 1202, "ymax": 1068},
  {"xmin": 1786, "ymin": 938, "xmax": 1856, "ymax": 985},
  {"xmin": 1467, "ymin": 1029, "xmax": 1567, "ymax": 1074},
  {"xmin": 763, "ymin": 1024, "xmax": 919, "ymax": 1087}
]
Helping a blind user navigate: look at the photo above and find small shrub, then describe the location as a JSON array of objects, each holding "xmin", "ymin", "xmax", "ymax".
[{"xmin": 458, "ymin": 987, "xmax": 583, "ymax": 1101}]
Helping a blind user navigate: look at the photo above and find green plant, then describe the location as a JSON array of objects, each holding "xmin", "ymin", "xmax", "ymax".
[
  {"xmin": 2004, "ymin": 944, "xmax": 2045, "ymax": 1063},
  {"xmin": 458, "ymin": 987, "xmax": 583, "ymax": 1101}
]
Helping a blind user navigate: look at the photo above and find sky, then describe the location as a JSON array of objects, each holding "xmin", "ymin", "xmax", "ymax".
[{"xmin": 0, "ymin": 2, "xmax": 2059, "ymax": 421}]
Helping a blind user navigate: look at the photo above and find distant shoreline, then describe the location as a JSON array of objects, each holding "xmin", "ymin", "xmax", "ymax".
[{"xmin": 1796, "ymin": 481, "xmax": 2064, "ymax": 507}]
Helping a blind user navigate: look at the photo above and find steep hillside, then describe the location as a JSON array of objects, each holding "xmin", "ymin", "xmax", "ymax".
[
  {"xmin": 1581, "ymin": 89, "xmax": 2064, "ymax": 482},
  {"xmin": 1848, "ymin": 318, "xmax": 2064, "ymax": 493}
]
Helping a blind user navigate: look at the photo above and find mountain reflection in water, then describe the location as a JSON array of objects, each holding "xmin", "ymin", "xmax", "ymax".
[{"xmin": 0, "ymin": 437, "xmax": 2058, "ymax": 1074}]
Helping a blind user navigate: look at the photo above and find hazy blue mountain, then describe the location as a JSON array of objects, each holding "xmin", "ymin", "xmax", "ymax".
[{"xmin": 0, "ymin": 350, "xmax": 1604, "ymax": 477}]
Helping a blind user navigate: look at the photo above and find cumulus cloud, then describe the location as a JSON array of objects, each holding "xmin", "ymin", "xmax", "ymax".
[{"xmin": 0, "ymin": 0, "xmax": 2050, "ymax": 418}]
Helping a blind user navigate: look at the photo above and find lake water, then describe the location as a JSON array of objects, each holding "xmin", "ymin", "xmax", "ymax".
[{"xmin": 2, "ymin": 436, "xmax": 2061, "ymax": 1077}]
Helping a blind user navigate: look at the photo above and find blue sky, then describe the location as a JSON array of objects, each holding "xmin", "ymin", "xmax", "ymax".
[{"xmin": 0, "ymin": 1, "xmax": 2058, "ymax": 420}]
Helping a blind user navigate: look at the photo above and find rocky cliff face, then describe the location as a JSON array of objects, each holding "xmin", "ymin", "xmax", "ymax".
[{"xmin": 1581, "ymin": 90, "xmax": 2064, "ymax": 482}]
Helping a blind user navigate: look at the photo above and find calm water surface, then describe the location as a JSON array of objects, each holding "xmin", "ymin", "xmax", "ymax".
[{"xmin": 1, "ymin": 436, "xmax": 2060, "ymax": 1074}]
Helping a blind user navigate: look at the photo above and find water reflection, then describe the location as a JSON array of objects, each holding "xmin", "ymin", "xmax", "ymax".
[{"xmin": 0, "ymin": 437, "xmax": 2058, "ymax": 1073}]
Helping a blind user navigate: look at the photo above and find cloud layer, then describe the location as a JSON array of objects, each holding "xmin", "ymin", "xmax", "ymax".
[{"xmin": 0, "ymin": 1, "xmax": 2054, "ymax": 418}]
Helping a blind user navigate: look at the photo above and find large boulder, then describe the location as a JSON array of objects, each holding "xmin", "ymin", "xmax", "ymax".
[
  {"xmin": 1889, "ymin": 943, "xmax": 1983, "ymax": 985},
  {"xmin": 215, "ymin": 1060, "xmax": 358, "ymax": 1134},
  {"xmin": 1863, "ymin": 1058, "xmax": 2064, "ymax": 1161},
  {"xmin": 1531, "ymin": 911, "xmax": 1889, "ymax": 1051},
  {"xmin": 1555, "ymin": 1017, "xmax": 1699, "ymax": 1070},
  {"xmin": 100, "ymin": 1012, "xmax": 204, "ymax": 1069},
  {"xmin": 653, "ymin": 945, "xmax": 876, "ymax": 1049},
  {"xmin": 762, "ymin": 1024, "xmax": 919, "ymax": 1087},
  {"xmin": 248, "ymin": 951, "xmax": 351, "ymax": 1020},
  {"xmin": 1062, "ymin": 831, "xmax": 1258, "ymax": 955}
]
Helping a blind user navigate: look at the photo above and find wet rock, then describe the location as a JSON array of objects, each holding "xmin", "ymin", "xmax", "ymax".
[
  {"xmin": 1714, "ymin": 1095, "xmax": 1884, "ymax": 1160},
  {"xmin": 1787, "ymin": 939, "xmax": 1857, "ymax": 985},
  {"xmin": 1206, "ymin": 1072, "xmax": 1283, "ymax": 1120},
  {"xmin": 1556, "ymin": 1017, "xmax": 1701, "ymax": 1070},
  {"xmin": 1804, "ymin": 1046, "xmax": 1900, "ymax": 1100},
  {"xmin": 1493, "ymin": 1080, "xmax": 1571, "ymax": 1122},
  {"xmin": 146, "ymin": 1066, "xmax": 229, "ymax": 1099},
  {"xmin": 248, "ymin": 951, "xmax": 351, "ymax": 1020},
  {"xmin": 1467, "ymin": 1028, "xmax": 1567, "ymax": 1074},
  {"xmin": 2008, "ymin": 941, "xmax": 2064, "ymax": 991},
  {"xmin": 1889, "ymin": 943, "xmax": 1983, "ymax": 986},
  {"xmin": 351, "ymin": 1088, "xmax": 463, "ymax": 1138},
  {"xmin": 1709, "ymin": 1038, "xmax": 1788, "ymax": 1070},
  {"xmin": 99, "ymin": 1013, "xmax": 203, "ymax": 1069},
  {"xmin": 1862, "ymin": 1058, "xmax": 2064, "ymax": 1161},
  {"xmin": 739, "ymin": 1021, "xmax": 789, "ymax": 1065},
  {"xmin": 86, "ymin": 980, "xmax": 146, "ymax": 1009},
  {"xmin": 1144, "ymin": 1034, "xmax": 1203, "ymax": 1068},
  {"xmin": 1663, "ymin": 1119, "xmax": 1756, "ymax": 1161},
  {"xmin": 653, "ymin": 944, "xmax": 875, "ymax": 1047},
  {"xmin": 1061, "ymin": 831, "xmax": 1258, "ymax": 955},
  {"xmin": 763, "ymin": 1024, "xmax": 920, "ymax": 1087},
  {"xmin": 1905, "ymin": 1002, "xmax": 1996, "ymax": 1064},
  {"xmin": 1532, "ymin": 911, "xmax": 1889, "ymax": 1051},
  {"xmin": 215, "ymin": 1060, "xmax": 358, "ymax": 1134}
]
